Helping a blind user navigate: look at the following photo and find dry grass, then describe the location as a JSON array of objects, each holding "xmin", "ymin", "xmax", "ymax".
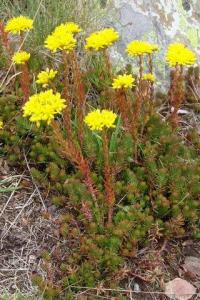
[
  {"xmin": 0, "ymin": 0, "xmax": 109, "ymax": 49},
  {"xmin": 0, "ymin": 157, "xmax": 66, "ymax": 298}
]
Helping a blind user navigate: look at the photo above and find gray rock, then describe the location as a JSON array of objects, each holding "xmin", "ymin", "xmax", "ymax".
[
  {"xmin": 105, "ymin": 0, "xmax": 200, "ymax": 84},
  {"xmin": 164, "ymin": 278, "xmax": 196, "ymax": 300},
  {"xmin": 183, "ymin": 256, "xmax": 200, "ymax": 277}
]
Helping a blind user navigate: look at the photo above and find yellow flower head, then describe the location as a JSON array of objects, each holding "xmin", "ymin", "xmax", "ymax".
[
  {"xmin": 142, "ymin": 73, "xmax": 156, "ymax": 82},
  {"xmin": 166, "ymin": 43, "xmax": 196, "ymax": 67},
  {"xmin": 126, "ymin": 40, "xmax": 159, "ymax": 56},
  {"xmin": 64, "ymin": 22, "xmax": 82, "ymax": 33},
  {"xmin": 5, "ymin": 16, "xmax": 33, "ymax": 35},
  {"xmin": 84, "ymin": 109, "xmax": 117, "ymax": 131},
  {"xmin": 45, "ymin": 29, "xmax": 76, "ymax": 52},
  {"xmin": 12, "ymin": 51, "xmax": 30, "ymax": 65},
  {"xmin": 53, "ymin": 22, "xmax": 82, "ymax": 36},
  {"xmin": 0, "ymin": 120, "xmax": 3, "ymax": 129},
  {"xmin": 85, "ymin": 28, "xmax": 119, "ymax": 51},
  {"xmin": 23, "ymin": 89, "xmax": 66, "ymax": 126},
  {"xmin": 112, "ymin": 74, "xmax": 135, "ymax": 89},
  {"xmin": 36, "ymin": 68, "xmax": 58, "ymax": 87}
]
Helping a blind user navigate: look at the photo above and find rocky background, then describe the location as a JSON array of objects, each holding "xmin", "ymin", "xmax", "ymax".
[{"xmin": 103, "ymin": 0, "xmax": 200, "ymax": 85}]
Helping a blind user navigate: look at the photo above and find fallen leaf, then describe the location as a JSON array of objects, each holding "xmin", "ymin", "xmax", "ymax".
[{"xmin": 165, "ymin": 278, "xmax": 196, "ymax": 300}]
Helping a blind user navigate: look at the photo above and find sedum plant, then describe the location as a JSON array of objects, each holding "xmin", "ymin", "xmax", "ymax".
[
  {"xmin": 5, "ymin": 16, "xmax": 33, "ymax": 102},
  {"xmin": 166, "ymin": 43, "xmax": 196, "ymax": 127},
  {"xmin": 0, "ymin": 15, "xmax": 199, "ymax": 299}
]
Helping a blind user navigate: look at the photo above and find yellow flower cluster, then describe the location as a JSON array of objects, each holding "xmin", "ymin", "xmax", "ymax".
[
  {"xmin": 112, "ymin": 74, "xmax": 135, "ymax": 89},
  {"xmin": 84, "ymin": 109, "xmax": 117, "ymax": 131},
  {"xmin": 23, "ymin": 89, "xmax": 66, "ymax": 126},
  {"xmin": 45, "ymin": 23, "xmax": 77, "ymax": 52},
  {"xmin": 36, "ymin": 68, "xmax": 57, "ymax": 87},
  {"xmin": 166, "ymin": 43, "xmax": 196, "ymax": 67},
  {"xmin": 0, "ymin": 120, "xmax": 3, "ymax": 129},
  {"xmin": 12, "ymin": 51, "xmax": 30, "ymax": 65},
  {"xmin": 54, "ymin": 22, "xmax": 82, "ymax": 34},
  {"xmin": 126, "ymin": 40, "xmax": 158, "ymax": 56},
  {"xmin": 5, "ymin": 16, "xmax": 33, "ymax": 35},
  {"xmin": 142, "ymin": 73, "xmax": 156, "ymax": 82},
  {"xmin": 85, "ymin": 28, "xmax": 119, "ymax": 51}
]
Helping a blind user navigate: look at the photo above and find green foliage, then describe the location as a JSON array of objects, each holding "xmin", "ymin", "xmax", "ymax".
[
  {"xmin": 86, "ymin": 53, "xmax": 112, "ymax": 93},
  {"xmin": 1, "ymin": 94, "xmax": 200, "ymax": 298}
]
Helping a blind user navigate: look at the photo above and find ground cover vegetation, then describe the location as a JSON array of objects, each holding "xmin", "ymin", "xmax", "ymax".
[{"xmin": 0, "ymin": 6, "xmax": 200, "ymax": 300}]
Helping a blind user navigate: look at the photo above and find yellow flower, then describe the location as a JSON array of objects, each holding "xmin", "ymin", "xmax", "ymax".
[
  {"xmin": 126, "ymin": 40, "xmax": 158, "ymax": 56},
  {"xmin": 0, "ymin": 120, "xmax": 3, "ymax": 129},
  {"xmin": 36, "ymin": 68, "xmax": 57, "ymax": 87},
  {"xmin": 64, "ymin": 22, "xmax": 82, "ymax": 33},
  {"xmin": 84, "ymin": 109, "xmax": 117, "ymax": 131},
  {"xmin": 85, "ymin": 28, "xmax": 119, "ymax": 51},
  {"xmin": 54, "ymin": 22, "xmax": 82, "ymax": 34},
  {"xmin": 112, "ymin": 74, "xmax": 135, "ymax": 89},
  {"xmin": 23, "ymin": 89, "xmax": 66, "ymax": 126},
  {"xmin": 166, "ymin": 43, "xmax": 196, "ymax": 67},
  {"xmin": 12, "ymin": 51, "xmax": 30, "ymax": 65},
  {"xmin": 45, "ymin": 29, "xmax": 76, "ymax": 52},
  {"xmin": 5, "ymin": 16, "xmax": 33, "ymax": 35},
  {"xmin": 142, "ymin": 73, "xmax": 156, "ymax": 82},
  {"xmin": 54, "ymin": 22, "xmax": 81, "ymax": 35}
]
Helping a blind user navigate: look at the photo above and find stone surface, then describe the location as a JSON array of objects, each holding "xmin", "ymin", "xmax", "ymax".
[
  {"xmin": 105, "ymin": 0, "xmax": 200, "ymax": 83},
  {"xmin": 183, "ymin": 256, "xmax": 200, "ymax": 277},
  {"xmin": 164, "ymin": 278, "xmax": 196, "ymax": 300},
  {"xmin": 109, "ymin": 0, "xmax": 200, "ymax": 49}
]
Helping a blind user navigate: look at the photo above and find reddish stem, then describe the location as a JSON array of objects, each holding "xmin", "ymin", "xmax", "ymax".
[
  {"xmin": 102, "ymin": 131, "xmax": 115, "ymax": 225},
  {"xmin": 169, "ymin": 65, "xmax": 184, "ymax": 128},
  {"xmin": 117, "ymin": 88, "xmax": 130, "ymax": 129},
  {"xmin": 20, "ymin": 62, "xmax": 30, "ymax": 103},
  {"xmin": 62, "ymin": 51, "xmax": 73, "ymax": 139},
  {"xmin": 0, "ymin": 21, "xmax": 12, "ymax": 63},
  {"xmin": 148, "ymin": 53, "xmax": 154, "ymax": 103},
  {"xmin": 72, "ymin": 51, "xmax": 86, "ymax": 147}
]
